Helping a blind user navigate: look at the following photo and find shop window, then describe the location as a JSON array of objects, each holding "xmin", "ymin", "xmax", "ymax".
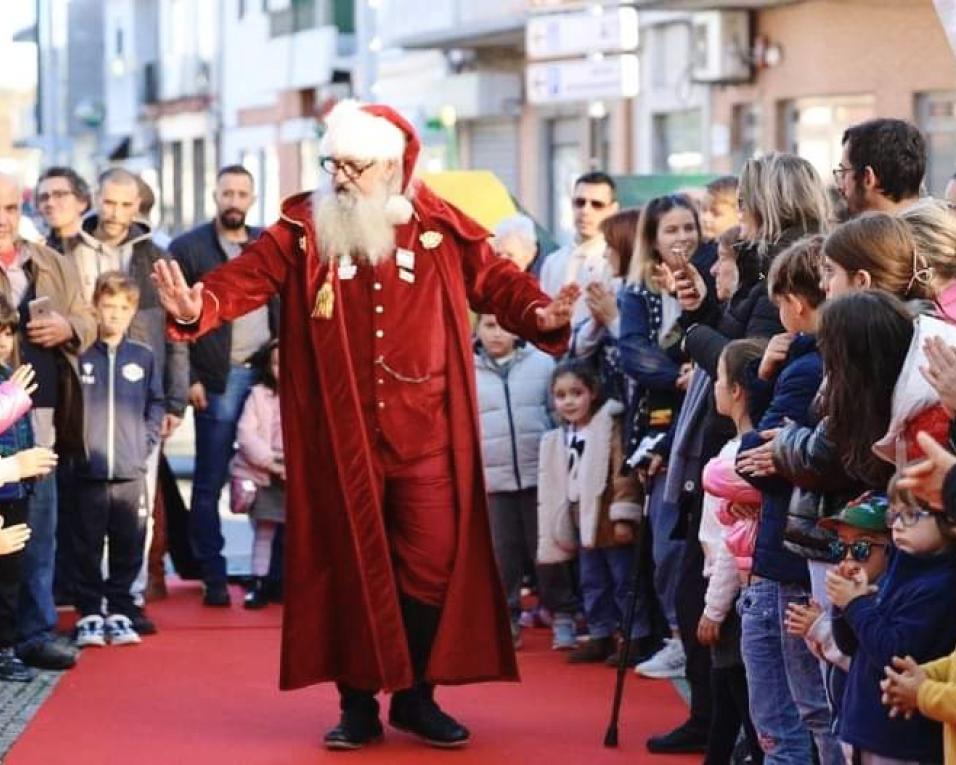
[
  {"xmin": 652, "ymin": 109, "xmax": 703, "ymax": 174},
  {"xmin": 779, "ymin": 95, "xmax": 874, "ymax": 183},
  {"xmin": 917, "ymin": 91, "xmax": 956, "ymax": 196}
]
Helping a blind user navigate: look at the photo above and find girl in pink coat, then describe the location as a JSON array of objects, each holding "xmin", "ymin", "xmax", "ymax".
[{"xmin": 229, "ymin": 340, "xmax": 285, "ymax": 609}]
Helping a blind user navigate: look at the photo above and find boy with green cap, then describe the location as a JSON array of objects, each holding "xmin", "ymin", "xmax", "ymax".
[{"xmin": 785, "ymin": 490, "xmax": 892, "ymax": 754}]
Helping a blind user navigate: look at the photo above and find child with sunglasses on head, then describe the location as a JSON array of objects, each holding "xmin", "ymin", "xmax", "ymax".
[{"xmin": 827, "ymin": 477, "xmax": 956, "ymax": 765}]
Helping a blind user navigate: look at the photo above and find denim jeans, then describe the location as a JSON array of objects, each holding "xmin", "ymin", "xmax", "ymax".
[
  {"xmin": 579, "ymin": 544, "xmax": 647, "ymax": 640},
  {"xmin": 647, "ymin": 473, "xmax": 683, "ymax": 631},
  {"xmin": 778, "ymin": 583, "xmax": 842, "ymax": 765},
  {"xmin": 190, "ymin": 365, "xmax": 256, "ymax": 584},
  {"xmin": 17, "ymin": 473, "xmax": 59, "ymax": 650},
  {"xmin": 739, "ymin": 579, "xmax": 814, "ymax": 764}
]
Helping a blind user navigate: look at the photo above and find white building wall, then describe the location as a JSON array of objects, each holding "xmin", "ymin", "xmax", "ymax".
[
  {"xmin": 103, "ymin": 0, "xmax": 139, "ymax": 138},
  {"xmin": 633, "ymin": 11, "xmax": 712, "ymax": 175}
]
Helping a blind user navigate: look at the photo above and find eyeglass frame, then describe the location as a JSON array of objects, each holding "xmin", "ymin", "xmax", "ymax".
[
  {"xmin": 36, "ymin": 189, "xmax": 77, "ymax": 204},
  {"xmin": 885, "ymin": 506, "xmax": 934, "ymax": 528},
  {"xmin": 828, "ymin": 538, "xmax": 887, "ymax": 564},
  {"xmin": 319, "ymin": 156, "xmax": 377, "ymax": 183},
  {"xmin": 832, "ymin": 164, "xmax": 857, "ymax": 185}
]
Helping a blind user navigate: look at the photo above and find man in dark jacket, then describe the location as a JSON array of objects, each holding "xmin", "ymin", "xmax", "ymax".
[
  {"xmin": 167, "ymin": 165, "xmax": 278, "ymax": 606},
  {"xmin": 35, "ymin": 166, "xmax": 91, "ymax": 255},
  {"xmin": 59, "ymin": 168, "xmax": 188, "ymax": 631}
]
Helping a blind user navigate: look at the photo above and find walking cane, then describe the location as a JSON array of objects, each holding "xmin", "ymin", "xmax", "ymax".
[{"xmin": 603, "ymin": 488, "xmax": 651, "ymax": 747}]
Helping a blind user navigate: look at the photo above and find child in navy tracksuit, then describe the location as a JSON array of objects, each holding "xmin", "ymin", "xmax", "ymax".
[
  {"xmin": 829, "ymin": 478, "xmax": 956, "ymax": 764},
  {"xmin": 73, "ymin": 272, "xmax": 164, "ymax": 648}
]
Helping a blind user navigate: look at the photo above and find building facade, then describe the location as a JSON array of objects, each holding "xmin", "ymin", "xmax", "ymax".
[{"xmin": 218, "ymin": 0, "xmax": 355, "ymax": 227}]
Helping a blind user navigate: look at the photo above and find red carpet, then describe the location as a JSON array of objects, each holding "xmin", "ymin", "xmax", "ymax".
[{"xmin": 8, "ymin": 582, "xmax": 697, "ymax": 765}]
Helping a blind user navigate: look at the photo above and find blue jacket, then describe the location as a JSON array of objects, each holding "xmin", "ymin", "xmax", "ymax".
[
  {"xmin": 0, "ymin": 365, "xmax": 33, "ymax": 502},
  {"xmin": 739, "ymin": 334, "xmax": 822, "ymax": 584},
  {"xmin": 79, "ymin": 338, "xmax": 165, "ymax": 481},
  {"xmin": 833, "ymin": 547, "xmax": 956, "ymax": 761}
]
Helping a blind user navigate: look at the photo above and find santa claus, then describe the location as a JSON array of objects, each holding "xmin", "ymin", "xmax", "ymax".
[{"xmin": 152, "ymin": 100, "xmax": 578, "ymax": 751}]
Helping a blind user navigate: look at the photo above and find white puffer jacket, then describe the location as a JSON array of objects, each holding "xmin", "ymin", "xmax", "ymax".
[{"xmin": 475, "ymin": 346, "xmax": 555, "ymax": 493}]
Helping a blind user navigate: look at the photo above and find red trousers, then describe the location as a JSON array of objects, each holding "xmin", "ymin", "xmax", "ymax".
[{"xmin": 375, "ymin": 448, "xmax": 457, "ymax": 607}]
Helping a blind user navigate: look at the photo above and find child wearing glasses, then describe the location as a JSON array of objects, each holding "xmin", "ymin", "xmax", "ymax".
[{"xmin": 826, "ymin": 477, "xmax": 956, "ymax": 764}]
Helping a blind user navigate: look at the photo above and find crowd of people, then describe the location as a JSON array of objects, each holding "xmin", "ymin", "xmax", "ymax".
[
  {"xmin": 2, "ymin": 110, "xmax": 956, "ymax": 763},
  {"xmin": 0, "ymin": 162, "xmax": 284, "ymax": 679},
  {"xmin": 479, "ymin": 117, "xmax": 956, "ymax": 764}
]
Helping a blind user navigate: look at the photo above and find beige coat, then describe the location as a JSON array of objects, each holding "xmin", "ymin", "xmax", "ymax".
[
  {"xmin": 537, "ymin": 399, "xmax": 643, "ymax": 564},
  {"xmin": 2, "ymin": 239, "xmax": 98, "ymax": 454}
]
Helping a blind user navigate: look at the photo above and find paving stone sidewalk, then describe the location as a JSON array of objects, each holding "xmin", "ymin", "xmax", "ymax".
[{"xmin": 0, "ymin": 670, "xmax": 63, "ymax": 759}]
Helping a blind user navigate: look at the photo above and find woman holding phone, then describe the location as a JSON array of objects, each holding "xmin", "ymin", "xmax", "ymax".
[{"xmin": 615, "ymin": 194, "xmax": 713, "ymax": 678}]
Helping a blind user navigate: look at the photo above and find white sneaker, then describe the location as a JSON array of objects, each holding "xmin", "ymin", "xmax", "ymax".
[
  {"xmin": 635, "ymin": 637, "xmax": 686, "ymax": 679},
  {"xmin": 104, "ymin": 614, "xmax": 142, "ymax": 646},
  {"xmin": 75, "ymin": 615, "xmax": 106, "ymax": 648}
]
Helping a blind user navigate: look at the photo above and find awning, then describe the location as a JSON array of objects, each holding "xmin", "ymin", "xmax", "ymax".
[{"xmin": 420, "ymin": 170, "xmax": 518, "ymax": 231}]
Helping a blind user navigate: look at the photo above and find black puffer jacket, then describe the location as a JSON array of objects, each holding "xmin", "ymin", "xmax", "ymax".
[{"xmin": 679, "ymin": 226, "xmax": 815, "ymax": 377}]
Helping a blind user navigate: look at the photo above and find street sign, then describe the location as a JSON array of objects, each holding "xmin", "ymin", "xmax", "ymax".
[
  {"xmin": 526, "ymin": 7, "xmax": 639, "ymax": 61},
  {"xmin": 526, "ymin": 54, "xmax": 640, "ymax": 105}
]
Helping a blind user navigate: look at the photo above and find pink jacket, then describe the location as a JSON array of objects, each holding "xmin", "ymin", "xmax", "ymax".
[
  {"xmin": 702, "ymin": 456, "xmax": 761, "ymax": 574},
  {"xmin": 0, "ymin": 380, "xmax": 35, "ymax": 487},
  {"xmin": 229, "ymin": 384, "xmax": 282, "ymax": 487}
]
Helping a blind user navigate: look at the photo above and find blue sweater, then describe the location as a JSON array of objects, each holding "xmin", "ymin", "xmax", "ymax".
[
  {"xmin": 833, "ymin": 547, "xmax": 956, "ymax": 761},
  {"xmin": 739, "ymin": 334, "xmax": 822, "ymax": 584}
]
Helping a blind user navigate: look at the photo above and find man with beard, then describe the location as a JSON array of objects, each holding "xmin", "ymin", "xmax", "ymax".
[
  {"xmin": 835, "ymin": 118, "xmax": 925, "ymax": 216},
  {"xmin": 153, "ymin": 101, "xmax": 577, "ymax": 751},
  {"xmin": 167, "ymin": 165, "xmax": 278, "ymax": 607}
]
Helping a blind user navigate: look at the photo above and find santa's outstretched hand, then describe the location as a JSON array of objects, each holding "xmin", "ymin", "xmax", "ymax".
[
  {"xmin": 536, "ymin": 283, "xmax": 581, "ymax": 332},
  {"xmin": 152, "ymin": 259, "xmax": 205, "ymax": 324}
]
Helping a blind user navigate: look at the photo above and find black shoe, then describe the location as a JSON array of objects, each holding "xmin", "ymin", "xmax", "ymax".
[
  {"xmin": 0, "ymin": 647, "xmax": 35, "ymax": 682},
  {"xmin": 605, "ymin": 636, "xmax": 661, "ymax": 668},
  {"xmin": 324, "ymin": 688, "xmax": 383, "ymax": 750},
  {"xmin": 203, "ymin": 582, "xmax": 231, "ymax": 607},
  {"xmin": 568, "ymin": 636, "xmax": 614, "ymax": 663},
  {"xmin": 130, "ymin": 607, "xmax": 157, "ymax": 636},
  {"xmin": 17, "ymin": 639, "xmax": 77, "ymax": 670},
  {"xmin": 389, "ymin": 686, "xmax": 470, "ymax": 748},
  {"xmin": 244, "ymin": 578, "xmax": 269, "ymax": 610},
  {"xmin": 646, "ymin": 720, "xmax": 709, "ymax": 754}
]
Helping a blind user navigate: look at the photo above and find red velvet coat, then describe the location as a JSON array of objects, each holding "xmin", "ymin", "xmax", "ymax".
[{"xmin": 168, "ymin": 184, "xmax": 569, "ymax": 691}]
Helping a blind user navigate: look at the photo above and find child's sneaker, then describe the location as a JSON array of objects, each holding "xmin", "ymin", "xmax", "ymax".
[
  {"xmin": 75, "ymin": 615, "xmax": 106, "ymax": 648},
  {"xmin": 551, "ymin": 614, "xmax": 577, "ymax": 650},
  {"xmin": 104, "ymin": 614, "xmax": 142, "ymax": 646},
  {"xmin": 635, "ymin": 637, "xmax": 686, "ymax": 679}
]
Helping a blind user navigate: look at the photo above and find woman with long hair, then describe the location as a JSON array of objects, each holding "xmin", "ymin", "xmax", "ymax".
[
  {"xmin": 676, "ymin": 153, "xmax": 830, "ymax": 380},
  {"xmin": 817, "ymin": 291, "xmax": 916, "ymax": 489},
  {"xmin": 821, "ymin": 212, "xmax": 935, "ymax": 303},
  {"xmin": 613, "ymin": 194, "xmax": 708, "ymax": 678},
  {"xmin": 899, "ymin": 197, "xmax": 956, "ymax": 320}
]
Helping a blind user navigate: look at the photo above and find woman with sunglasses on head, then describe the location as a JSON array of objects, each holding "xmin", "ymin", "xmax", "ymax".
[{"xmin": 826, "ymin": 477, "xmax": 956, "ymax": 765}]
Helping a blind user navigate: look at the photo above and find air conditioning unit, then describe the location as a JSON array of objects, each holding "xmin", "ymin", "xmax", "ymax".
[{"xmin": 690, "ymin": 11, "xmax": 751, "ymax": 84}]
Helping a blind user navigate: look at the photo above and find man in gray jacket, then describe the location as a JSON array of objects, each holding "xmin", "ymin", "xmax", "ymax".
[{"xmin": 59, "ymin": 168, "xmax": 188, "ymax": 633}]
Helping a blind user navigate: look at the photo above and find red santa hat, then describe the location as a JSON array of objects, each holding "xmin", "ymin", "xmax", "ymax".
[{"xmin": 319, "ymin": 100, "xmax": 420, "ymax": 224}]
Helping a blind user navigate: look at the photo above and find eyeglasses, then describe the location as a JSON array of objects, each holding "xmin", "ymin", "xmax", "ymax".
[
  {"xmin": 573, "ymin": 197, "xmax": 610, "ymax": 211},
  {"xmin": 832, "ymin": 165, "xmax": 855, "ymax": 184},
  {"xmin": 886, "ymin": 506, "xmax": 934, "ymax": 528},
  {"xmin": 319, "ymin": 157, "xmax": 376, "ymax": 182},
  {"xmin": 36, "ymin": 189, "xmax": 75, "ymax": 204},
  {"xmin": 828, "ymin": 539, "xmax": 887, "ymax": 563}
]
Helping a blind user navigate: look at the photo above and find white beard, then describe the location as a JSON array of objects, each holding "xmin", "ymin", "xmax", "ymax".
[{"xmin": 313, "ymin": 184, "xmax": 396, "ymax": 266}]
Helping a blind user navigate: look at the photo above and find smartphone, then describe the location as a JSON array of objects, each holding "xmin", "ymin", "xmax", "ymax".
[{"xmin": 28, "ymin": 296, "xmax": 52, "ymax": 322}]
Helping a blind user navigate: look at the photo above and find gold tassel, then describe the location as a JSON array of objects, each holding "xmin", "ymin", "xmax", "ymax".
[{"xmin": 312, "ymin": 268, "xmax": 335, "ymax": 319}]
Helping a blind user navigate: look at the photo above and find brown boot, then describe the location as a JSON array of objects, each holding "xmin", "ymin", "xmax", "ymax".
[
  {"xmin": 568, "ymin": 636, "xmax": 614, "ymax": 663},
  {"xmin": 146, "ymin": 473, "xmax": 168, "ymax": 601}
]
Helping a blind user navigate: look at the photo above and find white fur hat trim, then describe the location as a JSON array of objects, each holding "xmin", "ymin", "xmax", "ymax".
[{"xmin": 319, "ymin": 100, "xmax": 405, "ymax": 160}]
